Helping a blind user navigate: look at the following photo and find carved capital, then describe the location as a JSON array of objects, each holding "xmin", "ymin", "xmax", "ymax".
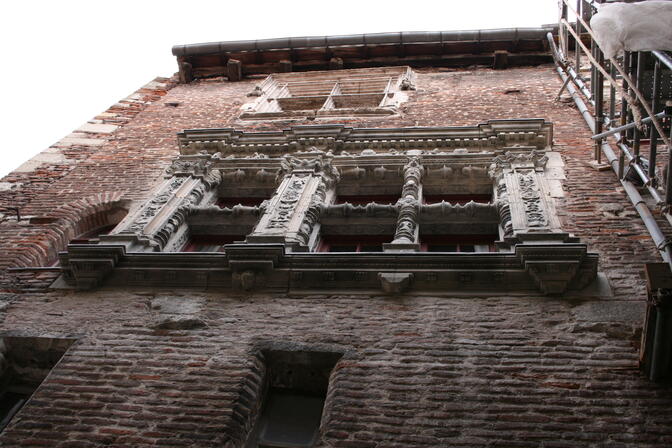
[
  {"xmin": 489, "ymin": 150, "xmax": 548, "ymax": 180},
  {"xmin": 165, "ymin": 153, "xmax": 216, "ymax": 179},
  {"xmin": 278, "ymin": 152, "xmax": 340, "ymax": 186}
]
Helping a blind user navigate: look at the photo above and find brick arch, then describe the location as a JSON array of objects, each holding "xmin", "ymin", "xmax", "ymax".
[{"xmin": 38, "ymin": 192, "xmax": 130, "ymax": 266}]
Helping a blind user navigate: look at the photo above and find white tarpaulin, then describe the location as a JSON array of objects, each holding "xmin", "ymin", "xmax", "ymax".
[{"xmin": 590, "ymin": 1, "xmax": 672, "ymax": 59}]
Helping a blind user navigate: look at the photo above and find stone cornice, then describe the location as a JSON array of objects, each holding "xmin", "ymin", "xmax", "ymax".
[
  {"xmin": 60, "ymin": 242, "xmax": 598, "ymax": 295},
  {"xmin": 177, "ymin": 120, "xmax": 552, "ymax": 156}
]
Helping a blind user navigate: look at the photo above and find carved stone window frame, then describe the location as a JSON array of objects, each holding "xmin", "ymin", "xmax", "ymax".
[
  {"xmin": 60, "ymin": 120, "xmax": 598, "ymax": 295},
  {"xmin": 239, "ymin": 66, "xmax": 415, "ymax": 120}
]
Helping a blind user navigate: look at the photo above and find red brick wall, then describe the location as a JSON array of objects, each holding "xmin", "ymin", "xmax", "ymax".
[{"xmin": 0, "ymin": 65, "xmax": 670, "ymax": 447}]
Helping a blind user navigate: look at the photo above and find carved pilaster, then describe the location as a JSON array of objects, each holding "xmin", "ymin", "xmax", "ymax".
[
  {"xmin": 107, "ymin": 154, "xmax": 221, "ymax": 251},
  {"xmin": 386, "ymin": 157, "xmax": 424, "ymax": 251},
  {"xmin": 247, "ymin": 153, "xmax": 338, "ymax": 249},
  {"xmin": 489, "ymin": 151, "xmax": 562, "ymax": 242}
]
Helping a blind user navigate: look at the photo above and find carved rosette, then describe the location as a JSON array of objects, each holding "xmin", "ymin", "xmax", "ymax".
[{"xmin": 392, "ymin": 157, "xmax": 424, "ymax": 244}]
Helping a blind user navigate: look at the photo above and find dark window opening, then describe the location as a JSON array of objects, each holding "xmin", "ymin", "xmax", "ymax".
[
  {"xmin": 248, "ymin": 349, "xmax": 342, "ymax": 448},
  {"xmin": 334, "ymin": 195, "xmax": 399, "ymax": 206},
  {"xmin": 217, "ymin": 197, "xmax": 267, "ymax": 209},
  {"xmin": 69, "ymin": 224, "xmax": 117, "ymax": 245},
  {"xmin": 318, "ymin": 235, "xmax": 392, "ymax": 252},
  {"xmin": 182, "ymin": 235, "xmax": 244, "ymax": 252},
  {"xmin": 0, "ymin": 337, "xmax": 75, "ymax": 433},
  {"xmin": 423, "ymin": 194, "xmax": 492, "ymax": 205},
  {"xmin": 420, "ymin": 235, "xmax": 497, "ymax": 253}
]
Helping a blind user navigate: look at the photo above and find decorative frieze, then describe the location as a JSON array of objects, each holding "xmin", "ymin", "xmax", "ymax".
[
  {"xmin": 267, "ymin": 176, "xmax": 309, "ymax": 230},
  {"xmin": 177, "ymin": 120, "xmax": 552, "ymax": 156}
]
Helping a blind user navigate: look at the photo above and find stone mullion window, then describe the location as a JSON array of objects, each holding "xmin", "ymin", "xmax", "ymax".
[
  {"xmin": 240, "ymin": 67, "xmax": 415, "ymax": 119},
  {"xmin": 62, "ymin": 121, "xmax": 599, "ymax": 294}
]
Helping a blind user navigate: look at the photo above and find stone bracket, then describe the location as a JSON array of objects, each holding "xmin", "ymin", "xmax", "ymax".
[
  {"xmin": 226, "ymin": 244, "xmax": 285, "ymax": 291},
  {"xmin": 60, "ymin": 245, "xmax": 126, "ymax": 290},
  {"xmin": 517, "ymin": 243, "xmax": 597, "ymax": 294},
  {"xmin": 379, "ymin": 272, "xmax": 414, "ymax": 294}
]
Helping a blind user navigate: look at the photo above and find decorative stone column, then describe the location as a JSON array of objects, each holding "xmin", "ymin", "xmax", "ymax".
[
  {"xmin": 246, "ymin": 152, "xmax": 338, "ymax": 250},
  {"xmin": 104, "ymin": 153, "xmax": 222, "ymax": 252},
  {"xmin": 384, "ymin": 157, "xmax": 424, "ymax": 252}
]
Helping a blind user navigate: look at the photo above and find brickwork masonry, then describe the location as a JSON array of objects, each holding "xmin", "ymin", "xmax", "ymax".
[{"xmin": 0, "ymin": 66, "xmax": 670, "ymax": 446}]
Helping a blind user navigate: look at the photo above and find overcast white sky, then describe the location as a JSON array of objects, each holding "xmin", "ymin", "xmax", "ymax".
[{"xmin": 0, "ymin": 0, "xmax": 558, "ymax": 178}]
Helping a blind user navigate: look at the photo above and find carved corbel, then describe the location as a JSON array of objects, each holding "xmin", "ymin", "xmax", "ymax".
[
  {"xmin": 517, "ymin": 244, "xmax": 597, "ymax": 295},
  {"xmin": 379, "ymin": 272, "xmax": 414, "ymax": 293}
]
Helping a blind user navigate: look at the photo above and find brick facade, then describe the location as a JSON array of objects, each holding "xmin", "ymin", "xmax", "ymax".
[{"xmin": 0, "ymin": 62, "xmax": 670, "ymax": 446}]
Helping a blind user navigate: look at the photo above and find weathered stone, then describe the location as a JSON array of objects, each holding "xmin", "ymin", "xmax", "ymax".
[{"xmin": 76, "ymin": 123, "xmax": 119, "ymax": 134}]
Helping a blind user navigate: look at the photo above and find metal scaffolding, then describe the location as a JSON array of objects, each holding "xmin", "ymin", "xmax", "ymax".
[
  {"xmin": 553, "ymin": 0, "xmax": 672, "ymax": 382},
  {"xmin": 553, "ymin": 0, "xmax": 672, "ymax": 268}
]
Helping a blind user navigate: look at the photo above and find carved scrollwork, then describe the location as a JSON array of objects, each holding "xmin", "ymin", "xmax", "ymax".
[
  {"xmin": 186, "ymin": 204, "xmax": 265, "ymax": 217},
  {"xmin": 126, "ymin": 177, "xmax": 187, "ymax": 234},
  {"xmin": 165, "ymin": 156, "xmax": 213, "ymax": 178},
  {"xmin": 267, "ymin": 177, "xmax": 309, "ymax": 230},
  {"xmin": 278, "ymin": 152, "xmax": 339, "ymax": 185}
]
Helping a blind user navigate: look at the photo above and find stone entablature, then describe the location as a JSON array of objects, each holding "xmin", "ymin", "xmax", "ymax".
[{"xmin": 60, "ymin": 120, "xmax": 598, "ymax": 294}]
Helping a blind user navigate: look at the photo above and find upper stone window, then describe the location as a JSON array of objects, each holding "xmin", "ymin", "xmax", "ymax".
[{"xmin": 240, "ymin": 66, "xmax": 415, "ymax": 120}]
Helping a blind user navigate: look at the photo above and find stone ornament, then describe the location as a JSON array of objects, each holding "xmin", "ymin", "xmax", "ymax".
[{"xmin": 61, "ymin": 121, "xmax": 598, "ymax": 295}]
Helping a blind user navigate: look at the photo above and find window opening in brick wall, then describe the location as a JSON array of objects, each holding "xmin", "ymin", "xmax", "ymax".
[
  {"xmin": 181, "ymin": 235, "xmax": 244, "ymax": 252},
  {"xmin": 420, "ymin": 235, "xmax": 498, "ymax": 253},
  {"xmin": 240, "ymin": 66, "xmax": 415, "ymax": 120},
  {"xmin": 69, "ymin": 224, "xmax": 117, "ymax": 245},
  {"xmin": 318, "ymin": 235, "xmax": 392, "ymax": 253},
  {"xmin": 0, "ymin": 337, "xmax": 75, "ymax": 432},
  {"xmin": 248, "ymin": 349, "xmax": 342, "ymax": 448}
]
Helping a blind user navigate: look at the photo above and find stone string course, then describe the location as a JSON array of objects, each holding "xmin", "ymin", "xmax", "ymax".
[{"xmin": 0, "ymin": 66, "xmax": 670, "ymax": 446}]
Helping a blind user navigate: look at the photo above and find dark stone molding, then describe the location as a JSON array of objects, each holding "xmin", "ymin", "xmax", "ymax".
[{"xmin": 60, "ymin": 242, "xmax": 598, "ymax": 295}]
